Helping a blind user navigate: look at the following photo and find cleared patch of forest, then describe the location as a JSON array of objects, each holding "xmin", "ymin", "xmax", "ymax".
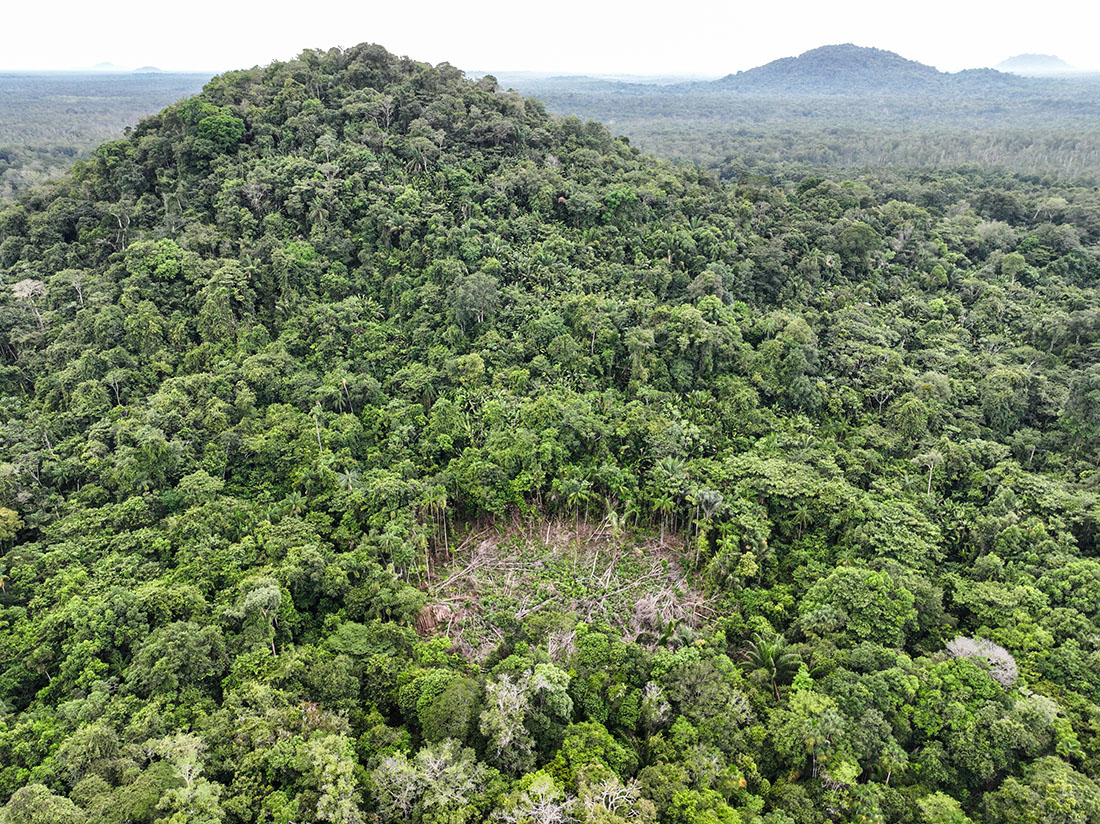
[{"xmin": 420, "ymin": 518, "xmax": 709, "ymax": 657}]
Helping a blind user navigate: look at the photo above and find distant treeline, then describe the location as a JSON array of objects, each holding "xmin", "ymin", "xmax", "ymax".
[
  {"xmin": 0, "ymin": 72, "xmax": 209, "ymax": 198},
  {"xmin": 502, "ymin": 81, "xmax": 1100, "ymax": 183}
]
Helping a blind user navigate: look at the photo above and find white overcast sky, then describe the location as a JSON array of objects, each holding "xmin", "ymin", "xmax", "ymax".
[{"xmin": 4, "ymin": 0, "xmax": 1098, "ymax": 74}]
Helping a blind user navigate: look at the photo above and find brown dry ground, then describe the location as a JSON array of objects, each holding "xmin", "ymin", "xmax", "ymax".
[{"xmin": 415, "ymin": 516, "xmax": 718, "ymax": 660}]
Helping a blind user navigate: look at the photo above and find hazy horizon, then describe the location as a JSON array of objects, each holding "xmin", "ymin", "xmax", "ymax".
[
  {"xmin": 3, "ymin": 45, "xmax": 1096, "ymax": 82},
  {"xmin": 3, "ymin": 0, "xmax": 1099, "ymax": 75}
]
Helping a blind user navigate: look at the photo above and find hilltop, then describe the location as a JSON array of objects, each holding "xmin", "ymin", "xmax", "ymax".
[
  {"xmin": 714, "ymin": 44, "xmax": 940, "ymax": 93},
  {"xmin": 708, "ymin": 43, "xmax": 1025, "ymax": 94},
  {"xmin": 997, "ymin": 53, "xmax": 1076, "ymax": 75},
  {"xmin": 86, "ymin": 61, "xmax": 128, "ymax": 72}
]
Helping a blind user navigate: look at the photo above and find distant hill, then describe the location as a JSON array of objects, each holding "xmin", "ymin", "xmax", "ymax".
[
  {"xmin": 133, "ymin": 66, "xmax": 163, "ymax": 74},
  {"xmin": 997, "ymin": 53, "xmax": 1076, "ymax": 75},
  {"xmin": 709, "ymin": 44, "xmax": 1023, "ymax": 95},
  {"xmin": 489, "ymin": 45, "xmax": 1066, "ymax": 101},
  {"xmin": 713, "ymin": 45, "xmax": 940, "ymax": 93}
]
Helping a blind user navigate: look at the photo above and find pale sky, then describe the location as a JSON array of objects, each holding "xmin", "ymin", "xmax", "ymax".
[{"xmin": 4, "ymin": 0, "xmax": 1098, "ymax": 75}]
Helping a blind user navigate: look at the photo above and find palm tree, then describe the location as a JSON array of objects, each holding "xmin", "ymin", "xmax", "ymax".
[
  {"xmin": 284, "ymin": 491, "xmax": 305, "ymax": 517},
  {"xmin": 697, "ymin": 488, "xmax": 724, "ymax": 520},
  {"xmin": 308, "ymin": 196, "xmax": 330, "ymax": 227},
  {"xmin": 654, "ymin": 456, "xmax": 685, "ymax": 488},
  {"xmin": 659, "ymin": 618, "xmax": 697, "ymax": 649},
  {"xmin": 742, "ymin": 632, "xmax": 801, "ymax": 701},
  {"xmin": 424, "ymin": 485, "xmax": 450, "ymax": 558},
  {"xmin": 561, "ymin": 477, "xmax": 594, "ymax": 523},
  {"xmin": 622, "ymin": 498, "xmax": 642, "ymax": 528},
  {"xmin": 652, "ymin": 492, "xmax": 675, "ymax": 543},
  {"xmin": 788, "ymin": 500, "xmax": 813, "ymax": 539},
  {"xmin": 335, "ymin": 468, "xmax": 360, "ymax": 491}
]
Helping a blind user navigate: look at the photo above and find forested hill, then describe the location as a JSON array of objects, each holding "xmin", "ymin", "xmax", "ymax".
[
  {"xmin": 708, "ymin": 44, "xmax": 1014, "ymax": 95},
  {"xmin": 2, "ymin": 42, "xmax": 1100, "ymax": 824},
  {"xmin": 996, "ymin": 54, "xmax": 1078, "ymax": 76}
]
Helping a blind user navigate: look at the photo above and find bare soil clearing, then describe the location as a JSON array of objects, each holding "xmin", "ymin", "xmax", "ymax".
[{"xmin": 416, "ymin": 517, "xmax": 717, "ymax": 659}]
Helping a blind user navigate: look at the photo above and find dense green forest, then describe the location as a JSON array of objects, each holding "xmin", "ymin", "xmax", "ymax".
[
  {"xmin": 0, "ymin": 73, "xmax": 209, "ymax": 199},
  {"xmin": 2, "ymin": 42, "xmax": 1100, "ymax": 824}
]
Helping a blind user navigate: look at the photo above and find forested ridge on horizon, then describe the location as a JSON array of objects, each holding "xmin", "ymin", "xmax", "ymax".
[
  {"xmin": 2, "ymin": 42, "xmax": 1100, "ymax": 824},
  {"xmin": 493, "ymin": 45, "xmax": 1100, "ymax": 182}
]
